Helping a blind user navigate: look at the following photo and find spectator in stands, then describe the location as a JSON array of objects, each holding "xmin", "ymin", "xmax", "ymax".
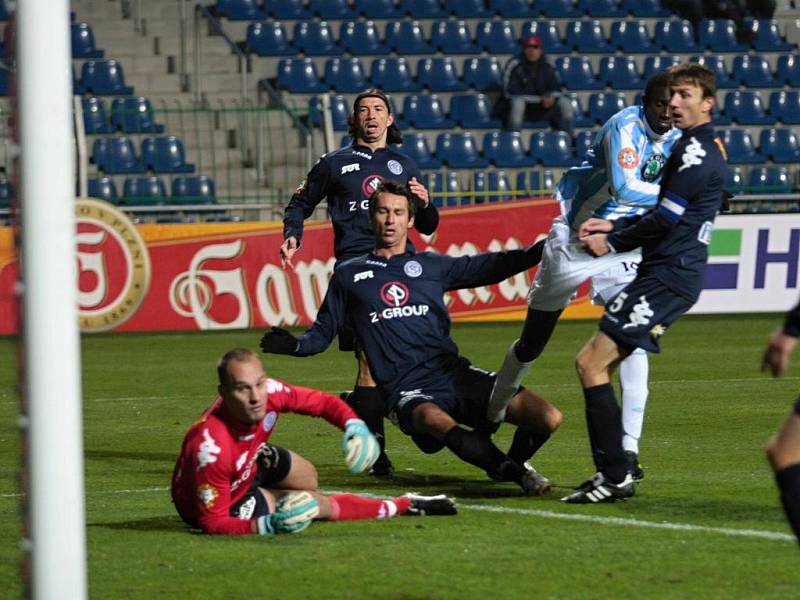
[
  {"xmin": 497, "ymin": 35, "xmax": 574, "ymax": 137},
  {"xmin": 662, "ymin": 0, "xmax": 774, "ymax": 44}
]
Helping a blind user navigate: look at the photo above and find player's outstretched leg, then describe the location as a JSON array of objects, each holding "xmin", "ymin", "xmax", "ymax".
[
  {"xmin": 348, "ymin": 386, "xmax": 394, "ymax": 476},
  {"xmin": 323, "ymin": 492, "xmax": 456, "ymax": 520},
  {"xmin": 619, "ymin": 348, "xmax": 649, "ymax": 480}
]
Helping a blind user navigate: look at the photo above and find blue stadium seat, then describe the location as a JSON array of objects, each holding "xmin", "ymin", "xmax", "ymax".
[
  {"xmin": 450, "ymin": 94, "xmax": 502, "ymax": 129},
  {"xmin": 92, "ymin": 137, "xmax": 146, "ymax": 174},
  {"xmin": 309, "ymin": 94, "xmax": 350, "ymax": 130},
  {"xmin": 215, "ymin": 0, "xmax": 266, "ymax": 19},
  {"xmin": 760, "ymin": 128, "xmax": 800, "ymax": 164},
  {"xmin": 436, "ymin": 132, "xmax": 488, "ymax": 168},
  {"xmin": 276, "ymin": 58, "xmax": 327, "ymax": 93},
  {"xmin": 245, "ymin": 22, "xmax": 294, "ymax": 56},
  {"xmin": 724, "ymin": 166, "xmax": 745, "ymax": 195},
  {"xmin": 578, "ymin": 0, "xmax": 625, "ymax": 17},
  {"xmin": 621, "ymin": 0, "xmax": 669, "ymax": 16},
  {"xmin": 417, "ymin": 58, "xmax": 466, "ymax": 92},
  {"xmin": 446, "ymin": 0, "xmax": 493, "ymax": 17},
  {"xmin": 748, "ymin": 167, "xmax": 791, "ymax": 194},
  {"xmin": 398, "ymin": 133, "xmax": 441, "ymax": 169},
  {"xmin": 267, "ymin": 0, "xmax": 311, "ymax": 18},
  {"xmin": 575, "ymin": 130, "xmax": 594, "ymax": 160},
  {"xmin": 141, "ymin": 136, "xmax": 195, "ymax": 174},
  {"xmin": 477, "ymin": 20, "xmax": 518, "ymax": 54},
  {"xmin": 530, "ymin": 131, "xmax": 576, "ymax": 166},
  {"xmin": 293, "ymin": 21, "xmax": 341, "ymax": 55},
  {"xmin": 515, "ymin": 169, "xmax": 541, "ymax": 195},
  {"xmin": 719, "ymin": 129, "xmax": 763, "ymax": 164},
  {"xmin": 87, "ymin": 177, "xmax": 119, "ymax": 203},
  {"xmin": 642, "ymin": 55, "xmax": 680, "ymax": 79},
  {"xmin": 0, "ymin": 69, "xmax": 9, "ymax": 96},
  {"xmin": 751, "ymin": 19, "xmax": 793, "ymax": 52},
  {"xmin": 770, "ymin": 90, "xmax": 800, "ymax": 125},
  {"xmin": 81, "ymin": 60, "xmax": 134, "ymax": 95},
  {"xmin": 555, "ymin": 57, "xmax": 603, "ymax": 90},
  {"xmin": 172, "ymin": 176, "xmax": 217, "ymax": 204},
  {"xmin": 777, "ymin": 54, "xmax": 800, "ymax": 87},
  {"xmin": 309, "ymin": 0, "xmax": 359, "ymax": 18},
  {"xmin": 483, "ymin": 131, "xmax": 530, "ymax": 168},
  {"xmin": 385, "ymin": 21, "xmax": 434, "ymax": 54},
  {"xmin": 536, "ymin": 0, "xmax": 581, "ymax": 17},
  {"xmin": 431, "ymin": 20, "xmax": 480, "ymax": 54},
  {"xmin": 403, "ymin": 94, "xmax": 453, "ymax": 129},
  {"xmin": 654, "ymin": 20, "xmax": 701, "ymax": 53},
  {"xmin": 565, "ymin": 93, "xmax": 593, "ymax": 128},
  {"xmin": 611, "ymin": 20, "xmax": 655, "ymax": 53},
  {"xmin": 692, "ymin": 55, "xmax": 737, "ymax": 89},
  {"xmin": 732, "ymin": 54, "xmax": 780, "ymax": 88},
  {"xmin": 473, "ymin": 170, "xmax": 514, "ymax": 203},
  {"xmin": 723, "ymin": 91, "xmax": 773, "ymax": 125},
  {"xmin": 599, "ymin": 56, "xmax": 643, "ymax": 90},
  {"xmin": 355, "ymin": 0, "xmax": 404, "ymax": 17},
  {"xmin": 339, "ymin": 20, "xmax": 389, "ymax": 55},
  {"xmin": 401, "ymin": 0, "xmax": 448, "ymax": 17},
  {"xmin": 123, "ymin": 176, "xmax": 168, "ymax": 205},
  {"xmin": 110, "ymin": 97, "xmax": 165, "ymax": 134},
  {"xmin": 587, "ymin": 92, "xmax": 627, "ymax": 124},
  {"xmin": 370, "ymin": 58, "xmax": 420, "ymax": 92},
  {"xmin": 71, "ymin": 22, "xmax": 104, "ymax": 58},
  {"xmin": 426, "ymin": 171, "xmax": 463, "ymax": 207},
  {"xmin": 699, "ymin": 19, "xmax": 748, "ymax": 52},
  {"xmin": 566, "ymin": 20, "xmax": 611, "ymax": 53},
  {"xmin": 462, "ymin": 57, "xmax": 503, "ymax": 91},
  {"xmin": 82, "ymin": 97, "xmax": 113, "ymax": 134},
  {"xmin": 520, "ymin": 21, "xmax": 569, "ymax": 53},
  {"xmin": 324, "ymin": 58, "xmax": 368, "ymax": 93},
  {"xmin": 491, "ymin": 0, "xmax": 537, "ymax": 17}
]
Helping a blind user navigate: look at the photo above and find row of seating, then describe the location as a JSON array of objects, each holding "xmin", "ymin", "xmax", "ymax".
[
  {"xmin": 727, "ymin": 166, "xmax": 800, "ymax": 195},
  {"xmin": 75, "ymin": 60, "xmax": 134, "ymax": 96},
  {"xmin": 91, "ymin": 136, "xmax": 195, "ymax": 175},
  {"xmin": 82, "ymin": 97, "xmax": 165, "ymax": 134},
  {"xmin": 244, "ymin": 18, "xmax": 793, "ymax": 57},
  {"xmin": 720, "ymin": 128, "xmax": 800, "ymax": 164},
  {"xmin": 88, "ymin": 176, "xmax": 217, "ymax": 205},
  {"xmin": 217, "ymin": 0, "xmax": 670, "ymax": 20},
  {"xmin": 274, "ymin": 53, "xmax": 800, "ymax": 94}
]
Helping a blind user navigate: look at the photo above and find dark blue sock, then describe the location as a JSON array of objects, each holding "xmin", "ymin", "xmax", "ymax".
[
  {"xmin": 583, "ymin": 383, "xmax": 627, "ymax": 484},
  {"xmin": 775, "ymin": 463, "xmax": 800, "ymax": 545}
]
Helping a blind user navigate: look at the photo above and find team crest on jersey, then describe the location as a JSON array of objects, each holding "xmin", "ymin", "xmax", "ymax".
[
  {"xmin": 678, "ymin": 137, "xmax": 706, "ymax": 172},
  {"xmin": 404, "ymin": 260, "xmax": 423, "ymax": 278},
  {"xmin": 196, "ymin": 428, "xmax": 221, "ymax": 471},
  {"xmin": 381, "ymin": 281, "xmax": 409, "ymax": 307},
  {"xmin": 640, "ymin": 153, "xmax": 666, "ymax": 182},
  {"xmin": 387, "ymin": 160, "xmax": 403, "ymax": 175},
  {"xmin": 262, "ymin": 410, "xmax": 277, "ymax": 432},
  {"xmin": 362, "ymin": 174, "xmax": 385, "ymax": 198},
  {"xmin": 617, "ymin": 147, "xmax": 639, "ymax": 169},
  {"xmin": 197, "ymin": 484, "xmax": 219, "ymax": 508}
]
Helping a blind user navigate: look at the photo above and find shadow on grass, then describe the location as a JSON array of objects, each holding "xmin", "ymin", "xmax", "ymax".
[
  {"xmin": 85, "ymin": 449, "xmax": 175, "ymax": 463},
  {"xmin": 89, "ymin": 515, "xmax": 189, "ymax": 533}
]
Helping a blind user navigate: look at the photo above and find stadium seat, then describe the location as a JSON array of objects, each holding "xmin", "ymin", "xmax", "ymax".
[
  {"xmin": 769, "ymin": 90, "xmax": 800, "ymax": 125},
  {"xmin": 529, "ymin": 131, "xmax": 576, "ymax": 166},
  {"xmin": 692, "ymin": 55, "xmax": 737, "ymax": 89},
  {"xmin": 355, "ymin": 0, "xmax": 404, "ymax": 18},
  {"xmin": 748, "ymin": 166, "xmax": 792, "ymax": 194},
  {"xmin": 724, "ymin": 166, "xmax": 745, "ymax": 195},
  {"xmin": 122, "ymin": 176, "xmax": 168, "ymax": 205},
  {"xmin": 82, "ymin": 97, "xmax": 113, "ymax": 134},
  {"xmin": 515, "ymin": 169, "xmax": 541, "ymax": 195},
  {"xmin": 483, "ymin": 131, "xmax": 530, "ymax": 168},
  {"xmin": 575, "ymin": 130, "xmax": 594, "ymax": 160},
  {"xmin": 578, "ymin": 0, "xmax": 625, "ymax": 17},
  {"xmin": 654, "ymin": 20, "xmax": 701, "ymax": 53},
  {"xmin": 699, "ymin": 19, "xmax": 748, "ymax": 52},
  {"xmin": 245, "ymin": 22, "xmax": 294, "ymax": 56},
  {"xmin": 621, "ymin": 0, "xmax": 669, "ymax": 16},
  {"xmin": 777, "ymin": 54, "xmax": 800, "ymax": 87},
  {"xmin": 555, "ymin": 57, "xmax": 603, "ymax": 90},
  {"xmin": 417, "ymin": 58, "xmax": 466, "ymax": 92},
  {"xmin": 751, "ymin": 19, "xmax": 793, "ymax": 52},
  {"xmin": 87, "ymin": 177, "xmax": 119, "ymax": 203},
  {"xmin": 324, "ymin": 58, "xmax": 368, "ymax": 93},
  {"xmin": 611, "ymin": 20, "xmax": 655, "ymax": 53},
  {"xmin": 370, "ymin": 58, "xmax": 420, "ymax": 92},
  {"xmin": 462, "ymin": 57, "xmax": 504, "ymax": 91},
  {"xmin": 339, "ymin": 21, "xmax": 389, "ymax": 55},
  {"xmin": 309, "ymin": 94, "xmax": 350, "ymax": 130},
  {"xmin": 723, "ymin": 91, "xmax": 773, "ymax": 125},
  {"xmin": 536, "ymin": 0, "xmax": 581, "ymax": 17},
  {"xmin": 215, "ymin": 0, "xmax": 266, "ymax": 20},
  {"xmin": 71, "ymin": 22, "xmax": 104, "ymax": 58},
  {"xmin": 385, "ymin": 21, "xmax": 434, "ymax": 54},
  {"xmin": 426, "ymin": 171, "xmax": 463, "ymax": 207},
  {"xmin": 403, "ymin": 94, "xmax": 453, "ymax": 129},
  {"xmin": 565, "ymin": 94, "xmax": 593, "ymax": 128},
  {"xmin": 599, "ymin": 56, "xmax": 643, "ymax": 90},
  {"xmin": 759, "ymin": 128, "xmax": 800, "ymax": 163},
  {"xmin": 435, "ymin": 132, "xmax": 488, "ymax": 168},
  {"xmin": 541, "ymin": 169, "xmax": 556, "ymax": 190},
  {"xmin": 431, "ymin": 20, "xmax": 480, "ymax": 54},
  {"xmin": 141, "ymin": 136, "xmax": 195, "ymax": 174},
  {"xmin": 92, "ymin": 137, "xmax": 146, "ymax": 174},
  {"xmin": 719, "ymin": 129, "xmax": 763, "ymax": 164},
  {"xmin": 110, "ymin": 97, "xmax": 165, "ymax": 134},
  {"xmin": 642, "ymin": 55, "xmax": 681, "ymax": 79},
  {"xmin": 293, "ymin": 21, "xmax": 341, "ymax": 56},
  {"xmin": 276, "ymin": 58, "xmax": 327, "ymax": 93},
  {"xmin": 309, "ymin": 0, "xmax": 359, "ymax": 18},
  {"xmin": 520, "ymin": 21, "xmax": 569, "ymax": 54},
  {"xmin": 587, "ymin": 92, "xmax": 627, "ymax": 124},
  {"xmin": 81, "ymin": 60, "xmax": 134, "ymax": 95},
  {"xmin": 732, "ymin": 54, "xmax": 780, "ymax": 88},
  {"xmin": 398, "ymin": 133, "xmax": 441, "ymax": 169},
  {"xmin": 450, "ymin": 94, "xmax": 502, "ymax": 129},
  {"xmin": 172, "ymin": 176, "xmax": 217, "ymax": 204},
  {"xmin": 401, "ymin": 0, "xmax": 448, "ymax": 17},
  {"xmin": 267, "ymin": 0, "xmax": 311, "ymax": 18},
  {"xmin": 566, "ymin": 20, "xmax": 611, "ymax": 53},
  {"xmin": 490, "ymin": 0, "xmax": 537, "ymax": 18},
  {"xmin": 477, "ymin": 20, "xmax": 518, "ymax": 54},
  {"xmin": 473, "ymin": 170, "xmax": 514, "ymax": 203},
  {"xmin": 446, "ymin": 0, "xmax": 493, "ymax": 17}
]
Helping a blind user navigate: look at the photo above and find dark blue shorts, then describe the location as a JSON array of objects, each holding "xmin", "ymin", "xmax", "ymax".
[
  {"xmin": 230, "ymin": 444, "xmax": 292, "ymax": 521},
  {"xmin": 599, "ymin": 273, "xmax": 695, "ymax": 354}
]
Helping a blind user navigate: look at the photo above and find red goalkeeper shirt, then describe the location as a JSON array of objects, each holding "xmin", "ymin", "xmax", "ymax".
[{"xmin": 171, "ymin": 378, "xmax": 356, "ymax": 534}]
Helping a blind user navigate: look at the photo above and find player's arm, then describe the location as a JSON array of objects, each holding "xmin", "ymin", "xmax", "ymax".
[
  {"xmin": 190, "ymin": 452, "xmax": 254, "ymax": 535},
  {"xmin": 763, "ymin": 298, "xmax": 800, "ymax": 377},
  {"xmin": 441, "ymin": 240, "xmax": 545, "ymax": 290},
  {"xmin": 408, "ymin": 167, "xmax": 439, "ymax": 235},
  {"xmin": 603, "ymin": 119, "xmax": 661, "ymax": 207},
  {"xmin": 281, "ymin": 159, "xmax": 332, "ymax": 268}
]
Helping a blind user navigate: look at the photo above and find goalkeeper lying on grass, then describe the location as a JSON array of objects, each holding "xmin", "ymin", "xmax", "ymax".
[{"xmin": 171, "ymin": 348, "xmax": 456, "ymax": 536}]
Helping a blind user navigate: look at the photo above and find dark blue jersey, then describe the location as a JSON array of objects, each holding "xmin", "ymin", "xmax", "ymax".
[
  {"xmin": 294, "ymin": 246, "xmax": 541, "ymax": 398},
  {"xmin": 283, "ymin": 144, "xmax": 439, "ymax": 260},
  {"xmin": 606, "ymin": 122, "xmax": 727, "ymax": 301}
]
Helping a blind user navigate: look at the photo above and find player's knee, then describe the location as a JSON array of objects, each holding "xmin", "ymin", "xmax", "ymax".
[
  {"xmin": 575, "ymin": 350, "xmax": 594, "ymax": 383},
  {"xmin": 767, "ymin": 433, "xmax": 788, "ymax": 471},
  {"xmin": 544, "ymin": 404, "xmax": 563, "ymax": 433}
]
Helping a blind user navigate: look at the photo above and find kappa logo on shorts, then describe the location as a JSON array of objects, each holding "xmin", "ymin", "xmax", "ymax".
[
  {"xmin": 622, "ymin": 295, "xmax": 655, "ymax": 329},
  {"xmin": 235, "ymin": 495, "xmax": 257, "ymax": 520}
]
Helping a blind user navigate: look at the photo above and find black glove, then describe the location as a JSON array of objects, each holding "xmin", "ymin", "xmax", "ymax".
[{"xmin": 259, "ymin": 326, "xmax": 299, "ymax": 355}]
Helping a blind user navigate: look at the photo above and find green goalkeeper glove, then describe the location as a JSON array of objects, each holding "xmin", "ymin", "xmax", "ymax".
[
  {"xmin": 342, "ymin": 418, "xmax": 380, "ymax": 474},
  {"xmin": 256, "ymin": 491, "xmax": 319, "ymax": 535}
]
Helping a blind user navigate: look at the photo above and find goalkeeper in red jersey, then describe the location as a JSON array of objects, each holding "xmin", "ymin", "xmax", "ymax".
[{"xmin": 171, "ymin": 348, "xmax": 456, "ymax": 536}]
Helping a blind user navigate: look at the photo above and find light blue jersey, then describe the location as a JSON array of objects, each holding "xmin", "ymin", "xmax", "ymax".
[{"xmin": 558, "ymin": 105, "xmax": 681, "ymax": 229}]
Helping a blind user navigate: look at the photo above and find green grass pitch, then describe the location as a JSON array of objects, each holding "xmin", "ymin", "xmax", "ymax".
[{"xmin": 1, "ymin": 315, "xmax": 799, "ymax": 598}]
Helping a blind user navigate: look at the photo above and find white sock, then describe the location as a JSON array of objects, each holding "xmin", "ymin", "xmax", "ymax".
[
  {"xmin": 487, "ymin": 340, "xmax": 534, "ymax": 422},
  {"xmin": 620, "ymin": 348, "xmax": 649, "ymax": 454}
]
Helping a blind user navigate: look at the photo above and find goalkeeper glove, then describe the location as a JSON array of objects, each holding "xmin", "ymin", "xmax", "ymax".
[
  {"xmin": 260, "ymin": 326, "xmax": 299, "ymax": 355},
  {"xmin": 256, "ymin": 491, "xmax": 319, "ymax": 535},
  {"xmin": 342, "ymin": 418, "xmax": 380, "ymax": 474}
]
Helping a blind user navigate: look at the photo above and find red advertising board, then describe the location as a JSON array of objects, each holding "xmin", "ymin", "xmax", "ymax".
[{"xmin": 0, "ymin": 197, "xmax": 602, "ymax": 334}]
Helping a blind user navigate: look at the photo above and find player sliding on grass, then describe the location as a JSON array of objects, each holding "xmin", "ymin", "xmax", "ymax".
[
  {"xmin": 261, "ymin": 180, "xmax": 561, "ymax": 496},
  {"xmin": 171, "ymin": 348, "xmax": 456, "ymax": 536}
]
